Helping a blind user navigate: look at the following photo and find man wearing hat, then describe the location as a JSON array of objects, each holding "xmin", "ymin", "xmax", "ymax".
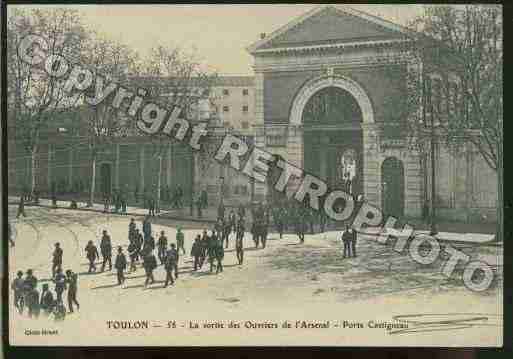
[
  {"xmin": 85, "ymin": 240, "xmax": 99, "ymax": 273},
  {"xmin": 164, "ymin": 243, "xmax": 179, "ymax": 287},
  {"xmin": 176, "ymin": 227, "xmax": 185, "ymax": 255},
  {"xmin": 52, "ymin": 242, "xmax": 63, "ymax": 278},
  {"xmin": 11, "ymin": 270, "xmax": 24, "ymax": 314},
  {"xmin": 115, "ymin": 246, "xmax": 127, "ymax": 286},
  {"xmin": 66, "ymin": 269, "xmax": 80, "ymax": 313},
  {"xmin": 40, "ymin": 283, "xmax": 55, "ymax": 316},
  {"xmin": 100, "ymin": 230, "xmax": 113, "ymax": 272},
  {"xmin": 53, "ymin": 267, "xmax": 67, "ymax": 303},
  {"xmin": 157, "ymin": 231, "xmax": 168, "ymax": 265}
]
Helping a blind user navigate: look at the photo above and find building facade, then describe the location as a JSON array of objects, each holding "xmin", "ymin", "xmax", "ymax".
[
  {"xmin": 246, "ymin": 5, "xmax": 497, "ymax": 222},
  {"xmin": 7, "ymin": 5, "xmax": 498, "ymax": 222}
]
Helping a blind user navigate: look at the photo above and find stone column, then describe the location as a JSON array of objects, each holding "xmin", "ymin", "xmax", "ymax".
[
  {"xmin": 252, "ymin": 125, "xmax": 267, "ymax": 202},
  {"xmin": 167, "ymin": 145, "xmax": 172, "ymax": 186},
  {"xmin": 404, "ymin": 150, "xmax": 423, "ymax": 218},
  {"xmin": 362, "ymin": 123, "xmax": 380, "ymax": 208},
  {"xmin": 68, "ymin": 147, "xmax": 73, "ymax": 190},
  {"xmin": 139, "ymin": 145, "xmax": 145, "ymax": 190},
  {"xmin": 284, "ymin": 124, "xmax": 303, "ymax": 198},
  {"xmin": 48, "ymin": 144, "xmax": 53, "ymax": 192},
  {"xmin": 114, "ymin": 143, "xmax": 120, "ymax": 188}
]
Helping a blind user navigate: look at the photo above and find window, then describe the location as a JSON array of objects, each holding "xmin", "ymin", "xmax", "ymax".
[
  {"xmin": 266, "ymin": 134, "xmax": 286, "ymax": 147},
  {"xmin": 234, "ymin": 185, "xmax": 248, "ymax": 195},
  {"xmin": 241, "ymin": 121, "xmax": 249, "ymax": 129},
  {"xmin": 242, "ymin": 89, "xmax": 249, "ymax": 96},
  {"xmin": 242, "ymin": 105, "xmax": 249, "ymax": 113},
  {"xmin": 223, "ymin": 106, "xmax": 229, "ymax": 113},
  {"xmin": 223, "ymin": 89, "xmax": 229, "ymax": 96}
]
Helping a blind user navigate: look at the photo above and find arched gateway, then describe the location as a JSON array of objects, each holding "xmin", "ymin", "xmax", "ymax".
[{"xmin": 291, "ymin": 75, "xmax": 374, "ymax": 197}]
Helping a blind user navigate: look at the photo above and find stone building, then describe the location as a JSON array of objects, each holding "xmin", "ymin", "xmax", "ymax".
[
  {"xmin": 8, "ymin": 5, "xmax": 498, "ymax": 222},
  {"xmin": 246, "ymin": 5, "xmax": 497, "ymax": 222}
]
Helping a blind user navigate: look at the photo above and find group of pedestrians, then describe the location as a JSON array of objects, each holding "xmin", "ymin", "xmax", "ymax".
[{"xmin": 11, "ymin": 266, "xmax": 79, "ymax": 322}]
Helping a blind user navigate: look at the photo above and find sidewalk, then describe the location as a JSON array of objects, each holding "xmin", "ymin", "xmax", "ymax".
[
  {"xmin": 8, "ymin": 196, "xmax": 497, "ymax": 244},
  {"xmin": 7, "ymin": 196, "xmax": 234, "ymax": 224}
]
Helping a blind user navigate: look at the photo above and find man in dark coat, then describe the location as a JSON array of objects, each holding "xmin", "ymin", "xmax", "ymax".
[
  {"xmin": 237, "ymin": 204, "xmax": 246, "ymax": 220},
  {"xmin": 217, "ymin": 202, "xmax": 225, "ymax": 222},
  {"xmin": 176, "ymin": 227, "xmax": 186, "ymax": 255},
  {"xmin": 199, "ymin": 230, "xmax": 208, "ymax": 268},
  {"xmin": 164, "ymin": 243, "xmax": 179, "ymax": 286},
  {"xmin": 222, "ymin": 219, "xmax": 231, "ymax": 249},
  {"xmin": 16, "ymin": 196, "xmax": 26, "ymax": 219},
  {"xmin": 40, "ymin": 283, "xmax": 55, "ymax": 316},
  {"xmin": 215, "ymin": 238, "xmax": 224, "ymax": 274},
  {"xmin": 115, "ymin": 246, "xmax": 127, "ymax": 286},
  {"xmin": 26, "ymin": 287, "xmax": 40, "ymax": 319},
  {"xmin": 235, "ymin": 219, "xmax": 244, "ymax": 265},
  {"xmin": 66, "ymin": 269, "xmax": 80, "ymax": 313},
  {"xmin": 85, "ymin": 240, "xmax": 99, "ymax": 273},
  {"xmin": 342, "ymin": 225, "xmax": 353, "ymax": 258},
  {"xmin": 53, "ymin": 267, "xmax": 67, "ymax": 303},
  {"xmin": 100, "ymin": 230, "xmax": 113, "ymax": 272},
  {"xmin": 143, "ymin": 249, "xmax": 158, "ymax": 287},
  {"xmin": 11, "ymin": 270, "xmax": 24, "ymax": 314},
  {"xmin": 190, "ymin": 235, "xmax": 202, "ymax": 271},
  {"xmin": 142, "ymin": 216, "xmax": 152, "ymax": 241},
  {"xmin": 52, "ymin": 242, "xmax": 63, "ymax": 278},
  {"xmin": 128, "ymin": 240, "xmax": 138, "ymax": 272},
  {"xmin": 134, "ymin": 229, "xmax": 143, "ymax": 261},
  {"xmin": 157, "ymin": 231, "xmax": 168, "ymax": 265},
  {"xmin": 350, "ymin": 227, "xmax": 358, "ymax": 258},
  {"xmin": 229, "ymin": 210, "xmax": 237, "ymax": 234},
  {"xmin": 207, "ymin": 232, "xmax": 217, "ymax": 273},
  {"xmin": 128, "ymin": 218, "xmax": 137, "ymax": 243}
]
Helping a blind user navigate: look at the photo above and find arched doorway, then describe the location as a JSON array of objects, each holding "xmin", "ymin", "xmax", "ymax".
[
  {"xmin": 302, "ymin": 86, "xmax": 363, "ymax": 195},
  {"xmin": 381, "ymin": 157, "xmax": 405, "ymax": 218},
  {"xmin": 100, "ymin": 163, "xmax": 112, "ymax": 196}
]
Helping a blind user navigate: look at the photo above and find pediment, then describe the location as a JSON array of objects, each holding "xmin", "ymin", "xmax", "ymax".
[{"xmin": 248, "ymin": 5, "xmax": 410, "ymax": 53}]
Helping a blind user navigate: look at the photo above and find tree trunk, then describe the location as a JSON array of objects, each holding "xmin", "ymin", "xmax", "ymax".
[
  {"xmin": 88, "ymin": 153, "xmax": 97, "ymax": 207},
  {"xmin": 497, "ymin": 141, "xmax": 503, "ymax": 241},
  {"xmin": 30, "ymin": 146, "xmax": 38, "ymax": 196}
]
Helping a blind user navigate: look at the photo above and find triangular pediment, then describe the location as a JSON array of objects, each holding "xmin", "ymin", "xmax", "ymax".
[{"xmin": 248, "ymin": 5, "xmax": 411, "ymax": 53}]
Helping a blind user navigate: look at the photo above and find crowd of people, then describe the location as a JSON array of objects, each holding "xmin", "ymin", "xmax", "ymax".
[
  {"xmin": 11, "ymin": 191, "xmax": 365, "ymax": 323},
  {"xmin": 10, "ymin": 265, "xmax": 79, "ymax": 322}
]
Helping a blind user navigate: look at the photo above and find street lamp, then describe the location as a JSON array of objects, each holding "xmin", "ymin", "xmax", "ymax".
[{"xmin": 219, "ymin": 175, "xmax": 225, "ymax": 205}]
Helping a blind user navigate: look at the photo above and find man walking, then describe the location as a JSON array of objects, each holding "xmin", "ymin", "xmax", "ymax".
[
  {"xmin": 142, "ymin": 216, "xmax": 152, "ymax": 241},
  {"xmin": 157, "ymin": 231, "xmax": 168, "ymax": 265},
  {"xmin": 350, "ymin": 227, "xmax": 358, "ymax": 258},
  {"xmin": 51, "ymin": 242, "xmax": 63, "ymax": 278},
  {"xmin": 85, "ymin": 240, "xmax": 99, "ymax": 273},
  {"xmin": 100, "ymin": 230, "xmax": 113, "ymax": 272},
  {"xmin": 190, "ymin": 235, "xmax": 202, "ymax": 271},
  {"xmin": 16, "ymin": 196, "xmax": 26, "ymax": 219},
  {"xmin": 143, "ymin": 249, "xmax": 158, "ymax": 288},
  {"xmin": 235, "ymin": 223, "xmax": 244, "ymax": 265},
  {"xmin": 66, "ymin": 269, "xmax": 79, "ymax": 313},
  {"xmin": 164, "ymin": 243, "xmax": 179, "ymax": 287},
  {"xmin": 11, "ymin": 270, "xmax": 25, "ymax": 314},
  {"xmin": 215, "ymin": 237, "xmax": 224, "ymax": 274},
  {"xmin": 115, "ymin": 246, "xmax": 127, "ymax": 286},
  {"xmin": 176, "ymin": 227, "xmax": 185, "ymax": 255},
  {"xmin": 53, "ymin": 267, "xmax": 67, "ymax": 303},
  {"xmin": 342, "ymin": 225, "xmax": 352, "ymax": 258},
  {"xmin": 40, "ymin": 284, "xmax": 55, "ymax": 316}
]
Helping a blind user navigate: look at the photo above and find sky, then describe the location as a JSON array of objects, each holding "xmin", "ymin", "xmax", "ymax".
[{"xmin": 10, "ymin": 4, "xmax": 426, "ymax": 75}]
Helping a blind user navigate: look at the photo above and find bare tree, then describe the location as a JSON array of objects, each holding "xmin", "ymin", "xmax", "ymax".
[
  {"xmin": 140, "ymin": 45, "xmax": 218, "ymax": 210},
  {"xmin": 80, "ymin": 33, "xmax": 140, "ymax": 206},
  {"xmin": 7, "ymin": 8, "xmax": 88, "ymax": 196},
  {"xmin": 386, "ymin": 5, "xmax": 502, "ymax": 239}
]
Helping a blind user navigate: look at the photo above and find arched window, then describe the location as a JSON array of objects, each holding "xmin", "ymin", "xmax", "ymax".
[{"xmin": 302, "ymin": 87, "xmax": 362, "ymax": 125}]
